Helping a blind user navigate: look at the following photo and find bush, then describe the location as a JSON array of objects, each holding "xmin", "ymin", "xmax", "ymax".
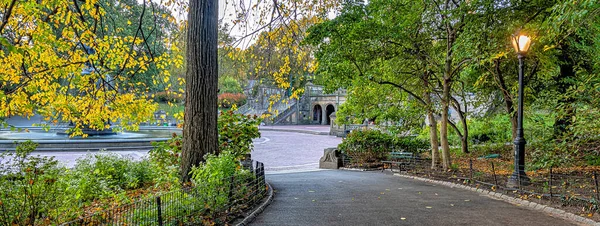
[
  {"xmin": 218, "ymin": 92, "xmax": 247, "ymax": 109},
  {"xmin": 338, "ymin": 129, "xmax": 394, "ymax": 164},
  {"xmin": 218, "ymin": 110, "xmax": 261, "ymax": 160},
  {"xmin": 393, "ymin": 136, "xmax": 430, "ymax": 153},
  {"xmin": 69, "ymin": 153, "xmax": 158, "ymax": 203},
  {"xmin": 218, "ymin": 76, "xmax": 244, "ymax": 94},
  {"xmin": 190, "ymin": 151, "xmax": 254, "ymax": 217},
  {"xmin": 0, "ymin": 141, "xmax": 76, "ymax": 225}
]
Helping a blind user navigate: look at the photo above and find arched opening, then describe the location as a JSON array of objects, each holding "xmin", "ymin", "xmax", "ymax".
[
  {"xmin": 325, "ymin": 104, "xmax": 335, "ymax": 125},
  {"xmin": 313, "ymin": 105, "xmax": 322, "ymax": 124}
]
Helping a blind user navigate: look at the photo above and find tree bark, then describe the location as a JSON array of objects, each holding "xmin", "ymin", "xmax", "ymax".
[
  {"xmin": 440, "ymin": 77, "xmax": 452, "ymax": 170},
  {"xmin": 427, "ymin": 110, "xmax": 439, "ymax": 169},
  {"xmin": 180, "ymin": 0, "xmax": 219, "ymax": 182},
  {"xmin": 423, "ymin": 75, "xmax": 439, "ymax": 169},
  {"xmin": 554, "ymin": 49, "xmax": 575, "ymax": 139},
  {"xmin": 440, "ymin": 30, "xmax": 454, "ymax": 170},
  {"xmin": 494, "ymin": 59, "xmax": 517, "ymax": 140}
]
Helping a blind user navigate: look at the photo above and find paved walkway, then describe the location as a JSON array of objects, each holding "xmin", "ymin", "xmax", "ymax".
[
  {"xmin": 252, "ymin": 130, "xmax": 342, "ymax": 173},
  {"xmin": 252, "ymin": 170, "xmax": 575, "ymax": 226}
]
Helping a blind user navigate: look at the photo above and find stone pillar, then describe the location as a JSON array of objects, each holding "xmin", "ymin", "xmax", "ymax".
[{"xmin": 322, "ymin": 106, "xmax": 327, "ymax": 125}]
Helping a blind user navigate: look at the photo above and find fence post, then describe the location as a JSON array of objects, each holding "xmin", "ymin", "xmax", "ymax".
[
  {"xmin": 549, "ymin": 167, "xmax": 553, "ymax": 202},
  {"xmin": 491, "ymin": 161, "xmax": 498, "ymax": 188},
  {"xmin": 469, "ymin": 159, "xmax": 473, "ymax": 184},
  {"xmin": 594, "ymin": 171, "xmax": 599, "ymax": 201},
  {"xmin": 156, "ymin": 196, "xmax": 163, "ymax": 226}
]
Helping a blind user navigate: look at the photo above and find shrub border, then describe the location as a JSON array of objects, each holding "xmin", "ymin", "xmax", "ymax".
[{"xmin": 393, "ymin": 173, "xmax": 600, "ymax": 226}]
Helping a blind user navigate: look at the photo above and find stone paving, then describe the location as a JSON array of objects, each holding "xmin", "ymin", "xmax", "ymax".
[{"xmin": 252, "ymin": 129, "xmax": 342, "ymax": 174}]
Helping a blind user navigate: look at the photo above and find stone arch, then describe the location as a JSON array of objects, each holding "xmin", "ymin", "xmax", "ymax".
[
  {"xmin": 313, "ymin": 104, "xmax": 323, "ymax": 124},
  {"xmin": 325, "ymin": 104, "xmax": 335, "ymax": 125}
]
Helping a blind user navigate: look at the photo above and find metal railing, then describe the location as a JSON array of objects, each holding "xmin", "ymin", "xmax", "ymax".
[
  {"xmin": 392, "ymin": 158, "xmax": 600, "ymax": 214},
  {"xmin": 61, "ymin": 161, "xmax": 266, "ymax": 226}
]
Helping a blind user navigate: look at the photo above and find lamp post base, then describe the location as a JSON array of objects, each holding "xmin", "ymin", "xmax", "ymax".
[{"xmin": 507, "ymin": 173, "xmax": 530, "ymax": 188}]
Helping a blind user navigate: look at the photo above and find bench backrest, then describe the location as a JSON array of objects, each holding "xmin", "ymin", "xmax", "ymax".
[{"xmin": 389, "ymin": 152, "xmax": 413, "ymax": 160}]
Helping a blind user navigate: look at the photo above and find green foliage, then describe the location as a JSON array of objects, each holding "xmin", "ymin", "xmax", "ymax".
[
  {"xmin": 468, "ymin": 115, "xmax": 513, "ymax": 144},
  {"xmin": 218, "ymin": 110, "xmax": 262, "ymax": 160},
  {"xmin": 338, "ymin": 129, "xmax": 394, "ymax": 163},
  {"xmin": 339, "ymin": 129, "xmax": 430, "ymax": 165},
  {"xmin": 392, "ymin": 136, "xmax": 430, "ymax": 153},
  {"xmin": 0, "ymin": 141, "xmax": 77, "ymax": 225},
  {"xmin": 529, "ymin": 141, "xmax": 574, "ymax": 169},
  {"xmin": 218, "ymin": 76, "xmax": 244, "ymax": 94},
  {"xmin": 584, "ymin": 155, "xmax": 600, "ymax": 166},
  {"xmin": 69, "ymin": 153, "xmax": 158, "ymax": 202},
  {"xmin": 190, "ymin": 151, "xmax": 254, "ymax": 215},
  {"xmin": 149, "ymin": 133, "xmax": 183, "ymax": 188}
]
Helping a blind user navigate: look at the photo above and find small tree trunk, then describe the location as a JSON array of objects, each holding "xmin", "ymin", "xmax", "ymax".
[
  {"xmin": 440, "ymin": 78, "xmax": 452, "ymax": 170},
  {"xmin": 554, "ymin": 50, "xmax": 576, "ymax": 139},
  {"xmin": 495, "ymin": 59, "xmax": 517, "ymax": 140},
  {"xmin": 428, "ymin": 111, "xmax": 439, "ymax": 169},
  {"xmin": 423, "ymin": 82, "xmax": 439, "ymax": 169},
  {"xmin": 180, "ymin": 0, "xmax": 219, "ymax": 182}
]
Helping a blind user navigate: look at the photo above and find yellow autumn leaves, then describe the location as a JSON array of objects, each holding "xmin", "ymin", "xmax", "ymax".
[{"xmin": 0, "ymin": 0, "xmax": 181, "ymax": 136}]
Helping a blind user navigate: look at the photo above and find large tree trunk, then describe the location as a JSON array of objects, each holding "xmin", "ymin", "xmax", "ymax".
[{"xmin": 180, "ymin": 0, "xmax": 219, "ymax": 182}]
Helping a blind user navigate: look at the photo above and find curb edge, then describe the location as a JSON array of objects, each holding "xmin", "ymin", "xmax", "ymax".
[{"xmin": 236, "ymin": 181, "xmax": 274, "ymax": 226}]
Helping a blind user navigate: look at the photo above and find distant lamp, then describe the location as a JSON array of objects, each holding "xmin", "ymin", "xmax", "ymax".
[{"xmin": 511, "ymin": 34, "xmax": 532, "ymax": 55}]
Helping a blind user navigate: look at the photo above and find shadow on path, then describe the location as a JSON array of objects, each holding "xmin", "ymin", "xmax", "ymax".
[{"xmin": 252, "ymin": 170, "xmax": 574, "ymax": 226}]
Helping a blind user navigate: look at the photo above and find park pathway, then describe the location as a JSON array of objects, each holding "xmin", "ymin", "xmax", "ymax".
[{"xmin": 252, "ymin": 170, "xmax": 575, "ymax": 226}]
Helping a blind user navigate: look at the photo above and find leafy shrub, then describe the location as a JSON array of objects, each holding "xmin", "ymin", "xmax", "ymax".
[
  {"xmin": 0, "ymin": 141, "xmax": 76, "ymax": 225},
  {"xmin": 467, "ymin": 115, "xmax": 513, "ymax": 144},
  {"xmin": 218, "ymin": 92, "xmax": 247, "ymax": 109},
  {"xmin": 70, "ymin": 152, "xmax": 157, "ymax": 202},
  {"xmin": 393, "ymin": 136, "xmax": 430, "ymax": 153},
  {"xmin": 529, "ymin": 141, "xmax": 574, "ymax": 169},
  {"xmin": 150, "ymin": 133, "xmax": 182, "ymax": 169},
  {"xmin": 338, "ymin": 129, "xmax": 394, "ymax": 164},
  {"xmin": 191, "ymin": 151, "xmax": 254, "ymax": 216},
  {"xmin": 218, "ymin": 76, "xmax": 244, "ymax": 94},
  {"xmin": 218, "ymin": 110, "xmax": 261, "ymax": 160}
]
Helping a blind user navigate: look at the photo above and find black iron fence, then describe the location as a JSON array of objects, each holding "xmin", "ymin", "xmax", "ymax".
[
  {"xmin": 61, "ymin": 161, "xmax": 266, "ymax": 226},
  {"xmin": 395, "ymin": 158, "xmax": 599, "ymax": 214}
]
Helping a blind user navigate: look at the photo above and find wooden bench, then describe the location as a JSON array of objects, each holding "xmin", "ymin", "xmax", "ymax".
[{"xmin": 381, "ymin": 152, "xmax": 416, "ymax": 172}]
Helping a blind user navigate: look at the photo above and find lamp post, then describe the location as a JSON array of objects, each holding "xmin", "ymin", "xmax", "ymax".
[{"xmin": 507, "ymin": 33, "xmax": 532, "ymax": 188}]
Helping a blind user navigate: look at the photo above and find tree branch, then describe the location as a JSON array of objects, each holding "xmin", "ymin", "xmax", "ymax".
[{"xmin": 0, "ymin": 0, "xmax": 17, "ymax": 34}]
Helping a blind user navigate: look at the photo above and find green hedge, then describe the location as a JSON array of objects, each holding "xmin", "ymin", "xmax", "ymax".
[{"xmin": 338, "ymin": 129, "xmax": 430, "ymax": 164}]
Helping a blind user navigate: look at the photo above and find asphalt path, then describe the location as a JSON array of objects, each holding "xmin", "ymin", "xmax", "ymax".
[{"xmin": 252, "ymin": 170, "xmax": 575, "ymax": 226}]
